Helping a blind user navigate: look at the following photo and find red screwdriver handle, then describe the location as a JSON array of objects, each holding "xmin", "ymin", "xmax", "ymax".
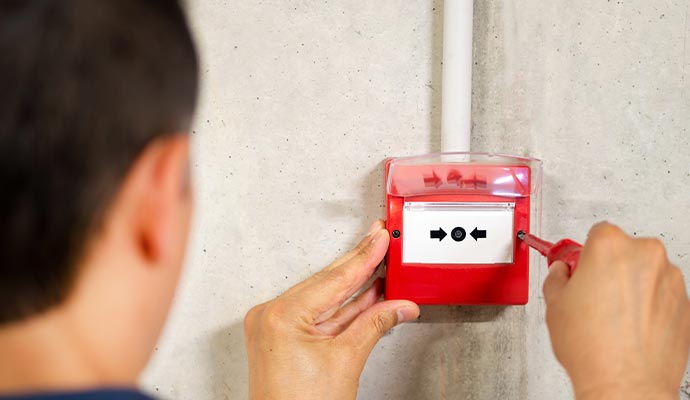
[{"xmin": 547, "ymin": 239, "xmax": 582, "ymax": 275}]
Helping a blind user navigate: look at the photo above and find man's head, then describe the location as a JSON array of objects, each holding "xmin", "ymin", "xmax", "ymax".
[{"xmin": 0, "ymin": 0, "xmax": 198, "ymax": 380}]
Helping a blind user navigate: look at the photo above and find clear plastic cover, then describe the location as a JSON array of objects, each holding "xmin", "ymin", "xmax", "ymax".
[{"xmin": 386, "ymin": 152, "xmax": 542, "ymax": 198}]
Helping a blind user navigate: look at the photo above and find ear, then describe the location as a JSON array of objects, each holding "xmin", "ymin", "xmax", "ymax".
[{"xmin": 119, "ymin": 134, "xmax": 192, "ymax": 266}]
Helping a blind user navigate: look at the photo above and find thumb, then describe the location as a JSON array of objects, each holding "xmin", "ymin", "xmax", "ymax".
[
  {"xmin": 339, "ymin": 300, "xmax": 419, "ymax": 353},
  {"xmin": 543, "ymin": 261, "xmax": 570, "ymax": 303}
]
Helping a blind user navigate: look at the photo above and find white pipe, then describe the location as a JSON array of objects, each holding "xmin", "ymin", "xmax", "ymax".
[{"xmin": 441, "ymin": 0, "xmax": 473, "ymax": 153}]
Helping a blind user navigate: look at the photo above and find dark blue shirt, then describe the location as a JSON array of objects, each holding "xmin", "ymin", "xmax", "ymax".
[{"xmin": 0, "ymin": 389, "xmax": 155, "ymax": 400}]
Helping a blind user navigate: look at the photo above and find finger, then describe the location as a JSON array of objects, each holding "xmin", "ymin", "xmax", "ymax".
[
  {"xmin": 282, "ymin": 220, "xmax": 384, "ymax": 296},
  {"xmin": 583, "ymin": 221, "xmax": 626, "ymax": 255},
  {"xmin": 543, "ymin": 261, "xmax": 570, "ymax": 303},
  {"xmin": 578, "ymin": 222, "xmax": 630, "ymax": 273},
  {"xmin": 338, "ymin": 300, "xmax": 419, "ymax": 355},
  {"xmin": 323, "ymin": 220, "xmax": 386, "ymax": 272},
  {"xmin": 315, "ymin": 279, "xmax": 383, "ymax": 335},
  {"xmin": 291, "ymin": 229, "xmax": 390, "ymax": 321},
  {"xmin": 586, "ymin": 221, "xmax": 623, "ymax": 240},
  {"xmin": 313, "ymin": 276, "xmax": 382, "ymax": 325}
]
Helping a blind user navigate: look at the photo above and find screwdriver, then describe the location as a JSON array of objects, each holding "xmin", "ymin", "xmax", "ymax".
[{"xmin": 517, "ymin": 230, "xmax": 582, "ymax": 274}]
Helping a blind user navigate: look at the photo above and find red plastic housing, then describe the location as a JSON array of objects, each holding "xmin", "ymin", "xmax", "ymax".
[{"xmin": 384, "ymin": 156, "xmax": 535, "ymax": 305}]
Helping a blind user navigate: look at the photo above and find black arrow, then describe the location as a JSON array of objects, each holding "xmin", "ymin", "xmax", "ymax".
[
  {"xmin": 470, "ymin": 227, "xmax": 487, "ymax": 241},
  {"xmin": 430, "ymin": 228, "xmax": 447, "ymax": 241}
]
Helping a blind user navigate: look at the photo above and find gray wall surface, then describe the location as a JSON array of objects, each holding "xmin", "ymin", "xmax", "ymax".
[{"xmin": 141, "ymin": 1, "xmax": 690, "ymax": 399}]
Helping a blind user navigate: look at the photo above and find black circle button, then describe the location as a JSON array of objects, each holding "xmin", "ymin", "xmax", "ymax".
[
  {"xmin": 391, "ymin": 230, "xmax": 401, "ymax": 238},
  {"xmin": 451, "ymin": 227, "xmax": 466, "ymax": 242}
]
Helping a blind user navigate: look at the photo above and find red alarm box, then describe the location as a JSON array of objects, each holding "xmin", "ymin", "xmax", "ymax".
[{"xmin": 384, "ymin": 153, "xmax": 542, "ymax": 305}]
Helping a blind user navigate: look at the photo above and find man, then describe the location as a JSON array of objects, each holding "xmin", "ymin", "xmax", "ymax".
[{"xmin": 1, "ymin": 1, "xmax": 689, "ymax": 400}]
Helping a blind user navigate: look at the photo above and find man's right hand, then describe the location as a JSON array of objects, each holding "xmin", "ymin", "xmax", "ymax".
[{"xmin": 543, "ymin": 222, "xmax": 690, "ymax": 400}]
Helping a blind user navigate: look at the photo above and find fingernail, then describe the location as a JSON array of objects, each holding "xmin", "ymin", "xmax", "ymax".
[{"xmin": 396, "ymin": 304, "xmax": 420, "ymax": 323}]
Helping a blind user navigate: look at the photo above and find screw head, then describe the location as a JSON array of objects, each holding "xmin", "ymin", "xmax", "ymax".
[{"xmin": 391, "ymin": 230, "xmax": 401, "ymax": 238}]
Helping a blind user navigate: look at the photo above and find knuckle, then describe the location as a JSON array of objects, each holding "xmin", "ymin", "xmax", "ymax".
[
  {"xmin": 347, "ymin": 242, "xmax": 379, "ymax": 271},
  {"xmin": 355, "ymin": 237, "xmax": 375, "ymax": 258},
  {"xmin": 325, "ymin": 236, "xmax": 374, "ymax": 271},
  {"xmin": 642, "ymin": 238, "xmax": 668, "ymax": 266},
  {"xmin": 324, "ymin": 266, "xmax": 356, "ymax": 287},
  {"xmin": 647, "ymin": 238, "xmax": 667, "ymax": 258},
  {"xmin": 244, "ymin": 303, "xmax": 267, "ymax": 342},
  {"xmin": 244, "ymin": 304, "xmax": 263, "ymax": 328},
  {"xmin": 260, "ymin": 302, "xmax": 290, "ymax": 331},
  {"xmin": 588, "ymin": 222, "xmax": 621, "ymax": 240},
  {"xmin": 371, "ymin": 312, "xmax": 394, "ymax": 335},
  {"xmin": 346, "ymin": 236, "xmax": 373, "ymax": 260},
  {"xmin": 586, "ymin": 223, "xmax": 626, "ymax": 252},
  {"xmin": 354, "ymin": 237, "xmax": 371, "ymax": 254},
  {"xmin": 311, "ymin": 269, "xmax": 330, "ymax": 282}
]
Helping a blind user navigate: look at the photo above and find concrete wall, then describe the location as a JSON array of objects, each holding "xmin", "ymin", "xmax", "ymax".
[{"xmin": 141, "ymin": 1, "xmax": 690, "ymax": 398}]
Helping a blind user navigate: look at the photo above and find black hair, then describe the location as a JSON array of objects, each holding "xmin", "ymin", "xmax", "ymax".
[{"xmin": 0, "ymin": 0, "xmax": 199, "ymax": 324}]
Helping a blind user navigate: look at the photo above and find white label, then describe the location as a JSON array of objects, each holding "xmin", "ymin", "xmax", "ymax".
[{"xmin": 402, "ymin": 202, "xmax": 515, "ymax": 265}]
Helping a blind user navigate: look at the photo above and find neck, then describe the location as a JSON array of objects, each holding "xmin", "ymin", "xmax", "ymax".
[{"xmin": 0, "ymin": 304, "xmax": 133, "ymax": 394}]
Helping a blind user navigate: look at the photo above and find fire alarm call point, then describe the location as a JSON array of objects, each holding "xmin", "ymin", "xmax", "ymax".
[{"xmin": 384, "ymin": 152, "xmax": 542, "ymax": 305}]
